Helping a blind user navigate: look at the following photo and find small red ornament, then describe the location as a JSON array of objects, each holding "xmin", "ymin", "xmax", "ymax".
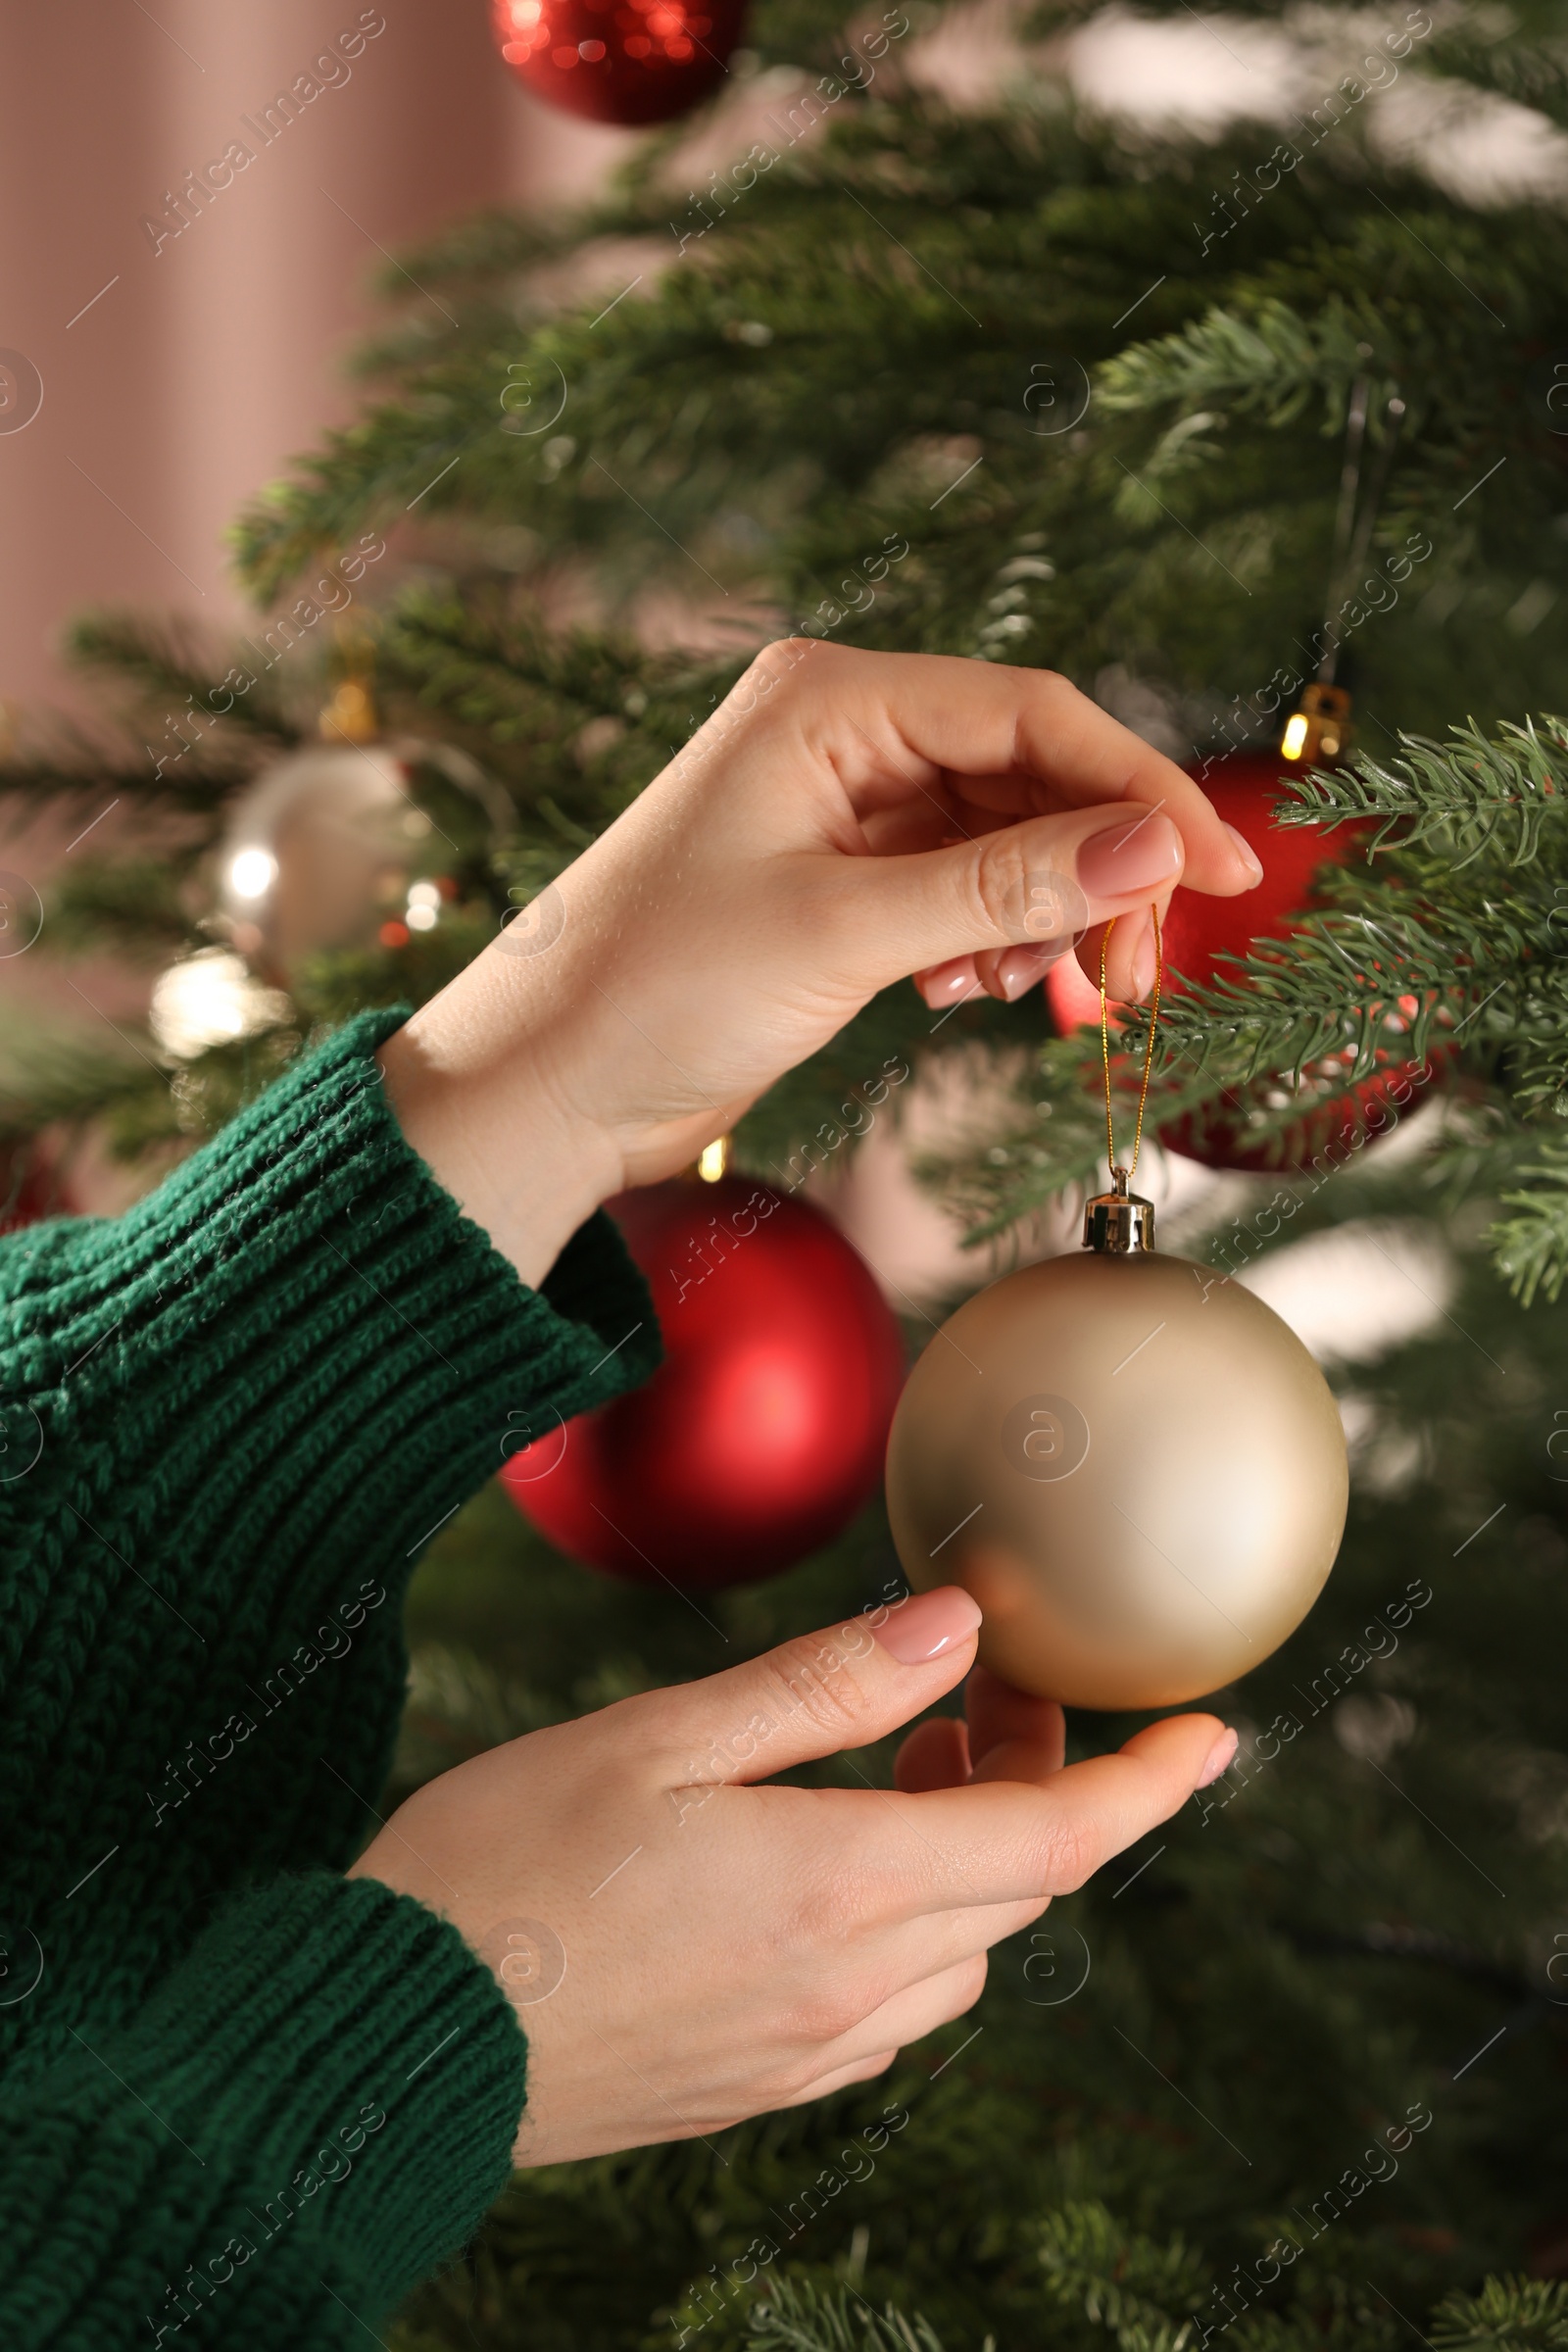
[
  {"xmin": 502, "ymin": 1175, "xmax": 906, "ymax": 1591},
  {"xmin": 1046, "ymin": 751, "xmax": 1442, "ymax": 1171},
  {"xmin": 0, "ymin": 1146, "xmax": 72, "ymax": 1237},
  {"xmin": 490, "ymin": 0, "xmax": 744, "ymax": 124}
]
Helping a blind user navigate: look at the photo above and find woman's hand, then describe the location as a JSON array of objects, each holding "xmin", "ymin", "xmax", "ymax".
[
  {"xmin": 349, "ymin": 1588, "xmax": 1237, "ymax": 2164},
  {"xmin": 377, "ymin": 642, "xmax": 1259, "ymax": 1283}
]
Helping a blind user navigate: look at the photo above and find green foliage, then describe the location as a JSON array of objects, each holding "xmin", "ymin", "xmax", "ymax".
[
  {"xmin": 748, "ymin": 2279, "xmax": 948, "ymax": 2352},
  {"xmin": 1494, "ymin": 1135, "xmax": 1568, "ymax": 1306},
  {"xmin": 11, "ymin": 8, "xmax": 1568, "ymax": 2352},
  {"xmin": 1034, "ymin": 2199, "xmax": 1209, "ymax": 2349},
  {"xmin": 1278, "ymin": 723, "xmax": 1568, "ymax": 867},
  {"xmin": 1098, "ymin": 298, "xmax": 1376, "ymax": 432},
  {"xmin": 1433, "ymin": 2279, "xmax": 1568, "ymax": 2352},
  {"xmin": 45, "ymin": 857, "xmax": 197, "ymax": 961}
]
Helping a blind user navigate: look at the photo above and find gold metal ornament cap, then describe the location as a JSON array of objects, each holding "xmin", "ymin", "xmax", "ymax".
[
  {"xmin": 1281, "ymin": 679, "xmax": 1352, "ymax": 765},
  {"xmin": 318, "ymin": 676, "xmax": 378, "ymax": 746},
  {"xmin": 1083, "ymin": 1167, "xmax": 1155, "ymax": 1255}
]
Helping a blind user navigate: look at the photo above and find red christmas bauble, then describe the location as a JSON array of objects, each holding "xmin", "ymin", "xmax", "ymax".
[
  {"xmin": 0, "ymin": 1146, "xmax": 72, "ymax": 1236},
  {"xmin": 1046, "ymin": 750, "xmax": 1441, "ymax": 1171},
  {"xmin": 490, "ymin": 0, "xmax": 744, "ymax": 124},
  {"xmin": 502, "ymin": 1175, "xmax": 906, "ymax": 1590}
]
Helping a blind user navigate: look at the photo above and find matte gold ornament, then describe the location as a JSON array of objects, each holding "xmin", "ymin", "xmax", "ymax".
[{"xmin": 884, "ymin": 911, "xmax": 1348, "ymax": 1710}]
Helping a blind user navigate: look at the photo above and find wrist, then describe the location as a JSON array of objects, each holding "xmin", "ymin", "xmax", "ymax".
[{"xmin": 378, "ymin": 998, "xmax": 623, "ymax": 1290}]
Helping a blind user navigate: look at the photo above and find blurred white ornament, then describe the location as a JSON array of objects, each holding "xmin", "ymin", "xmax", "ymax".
[
  {"xmin": 227, "ymin": 847, "xmax": 278, "ymax": 902},
  {"xmin": 1237, "ymin": 1219, "xmax": 1455, "ymax": 1367},
  {"xmin": 220, "ymin": 740, "xmax": 418, "ymax": 979},
  {"xmin": 218, "ymin": 662, "xmax": 510, "ymax": 978},
  {"xmin": 1334, "ymin": 1693, "xmax": 1418, "ymax": 1765},
  {"xmin": 150, "ymin": 948, "xmax": 291, "ymax": 1060},
  {"xmin": 406, "ymin": 877, "xmax": 442, "ymax": 932}
]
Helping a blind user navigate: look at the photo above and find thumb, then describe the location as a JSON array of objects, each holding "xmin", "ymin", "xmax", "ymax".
[
  {"xmin": 817, "ymin": 803, "xmax": 1186, "ymax": 1005},
  {"xmin": 648, "ymin": 1589, "xmax": 983, "ymax": 1791}
]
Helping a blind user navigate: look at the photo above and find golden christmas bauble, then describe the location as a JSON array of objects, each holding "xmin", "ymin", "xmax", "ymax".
[{"xmin": 885, "ymin": 1188, "xmax": 1348, "ymax": 1710}]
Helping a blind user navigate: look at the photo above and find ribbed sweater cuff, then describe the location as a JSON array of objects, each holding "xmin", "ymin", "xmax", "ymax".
[
  {"xmin": 7, "ymin": 1007, "xmax": 660, "ymax": 1652},
  {"xmin": 0, "ymin": 1874, "xmax": 526, "ymax": 2346},
  {"xmin": 17, "ymin": 1002, "xmax": 659, "ymax": 1407}
]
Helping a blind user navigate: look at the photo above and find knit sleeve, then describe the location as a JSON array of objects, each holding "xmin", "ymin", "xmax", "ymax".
[
  {"xmin": 0, "ymin": 1007, "xmax": 662, "ymax": 2350},
  {"xmin": 0, "ymin": 1003, "xmax": 661, "ymax": 1560},
  {"xmin": 0, "ymin": 1873, "xmax": 528, "ymax": 2349},
  {"xmin": 0, "ymin": 1004, "xmax": 660, "ymax": 1895}
]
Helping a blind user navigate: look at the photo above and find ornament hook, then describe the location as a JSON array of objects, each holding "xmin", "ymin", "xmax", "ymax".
[{"xmin": 1083, "ymin": 905, "xmax": 1162, "ymax": 1255}]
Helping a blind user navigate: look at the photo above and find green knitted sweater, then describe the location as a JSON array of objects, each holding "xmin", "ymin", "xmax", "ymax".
[{"xmin": 0, "ymin": 1007, "xmax": 661, "ymax": 2348}]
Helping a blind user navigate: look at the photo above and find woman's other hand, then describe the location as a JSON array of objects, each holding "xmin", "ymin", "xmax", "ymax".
[{"xmin": 348, "ymin": 1588, "xmax": 1236, "ymax": 2164}]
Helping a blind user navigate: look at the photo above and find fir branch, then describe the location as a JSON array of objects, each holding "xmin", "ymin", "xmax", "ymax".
[
  {"xmin": 1035, "ymin": 2200, "xmax": 1208, "ymax": 2352},
  {"xmin": 1139, "ymin": 823, "xmax": 1566, "ymax": 1088},
  {"xmin": 1432, "ymin": 2278, "xmax": 1568, "ymax": 2352},
  {"xmin": 353, "ymin": 202, "xmax": 601, "ymax": 299},
  {"xmin": 1099, "ymin": 299, "xmax": 1376, "ymax": 430},
  {"xmin": 1143, "ymin": 907, "xmax": 1465, "ymax": 1086},
  {"xmin": 906, "ymin": 1033, "xmax": 1109, "ymax": 1247},
  {"xmin": 1492, "ymin": 1131, "xmax": 1568, "ymax": 1305},
  {"xmin": 65, "ymin": 610, "xmax": 295, "ymax": 742},
  {"xmin": 45, "ymin": 858, "xmax": 201, "ymax": 961},
  {"xmin": 372, "ymin": 581, "xmax": 708, "ymax": 820},
  {"xmin": 0, "ymin": 744, "xmax": 223, "ymax": 820},
  {"xmin": 0, "ymin": 1032, "xmax": 172, "ymax": 1147},
  {"xmin": 748, "ymin": 2278, "xmax": 948, "ymax": 2352},
  {"xmin": 1420, "ymin": 26, "xmax": 1568, "ymax": 135},
  {"xmin": 1277, "ymin": 720, "xmax": 1568, "ymax": 865}
]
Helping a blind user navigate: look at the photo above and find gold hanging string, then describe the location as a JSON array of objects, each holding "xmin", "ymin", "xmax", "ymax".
[{"xmin": 1099, "ymin": 904, "xmax": 1164, "ymax": 1186}]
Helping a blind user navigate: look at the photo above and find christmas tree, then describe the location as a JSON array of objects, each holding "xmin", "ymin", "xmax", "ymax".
[{"xmin": 7, "ymin": 0, "xmax": 1568, "ymax": 2345}]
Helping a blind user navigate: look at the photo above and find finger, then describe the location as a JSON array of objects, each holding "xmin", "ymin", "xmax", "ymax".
[
  {"xmin": 1072, "ymin": 906, "xmax": 1171, "ymax": 1005},
  {"xmin": 951, "ymin": 898, "xmax": 1172, "ymax": 1011},
  {"xmin": 648, "ymin": 1589, "xmax": 983, "ymax": 1792},
  {"xmin": 971, "ymin": 940, "xmax": 1070, "ymax": 1004},
  {"xmin": 791, "ymin": 1897, "xmax": 1049, "ymax": 2062},
  {"xmin": 894, "ymin": 1714, "xmax": 971, "ymax": 1793},
  {"xmin": 874, "ymin": 1894, "xmax": 1051, "ymax": 1991},
  {"xmin": 806, "ymin": 799, "xmax": 1191, "ymax": 1005},
  {"xmin": 964, "ymin": 1669, "xmax": 1066, "ymax": 1787},
  {"xmin": 772, "ymin": 645, "xmax": 1256, "ymax": 896},
  {"xmin": 971, "ymin": 909, "xmax": 1172, "ymax": 1005},
  {"xmin": 817, "ymin": 1953, "xmax": 989, "ymax": 2074},
  {"xmin": 914, "ymin": 878, "xmax": 1176, "ymax": 1012},
  {"xmin": 913, "ymin": 953, "xmax": 984, "ymax": 1012},
  {"xmin": 876, "ymin": 1712, "xmax": 1235, "ymax": 1912},
  {"xmin": 775, "ymin": 2049, "xmax": 898, "ymax": 2109}
]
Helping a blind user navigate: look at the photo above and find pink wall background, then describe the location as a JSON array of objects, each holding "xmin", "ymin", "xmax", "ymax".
[{"xmin": 0, "ymin": 0, "xmax": 633, "ymax": 718}]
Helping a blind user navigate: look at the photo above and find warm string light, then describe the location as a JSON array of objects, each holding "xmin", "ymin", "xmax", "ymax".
[{"xmin": 1099, "ymin": 903, "xmax": 1164, "ymax": 1187}]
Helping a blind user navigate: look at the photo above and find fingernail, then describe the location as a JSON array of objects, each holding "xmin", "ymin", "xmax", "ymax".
[
  {"xmin": 1223, "ymin": 822, "xmax": 1264, "ymax": 887},
  {"xmin": 1131, "ymin": 924, "xmax": 1157, "ymax": 1003},
  {"xmin": 996, "ymin": 944, "xmax": 1056, "ymax": 1002},
  {"xmin": 1077, "ymin": 811, "xmax": 1183, "ymax": 899},
  {"xmin": 915, "ymin": 956, "xmax": 978, "ymax": 1008},
  {"xmin": 872, "ymin": 1586, "xmax": 982, "ymax": 1664},
  {"xmin": 1197, "ymin": 1728, "xmax": 1238, "ymax": 1788}
]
